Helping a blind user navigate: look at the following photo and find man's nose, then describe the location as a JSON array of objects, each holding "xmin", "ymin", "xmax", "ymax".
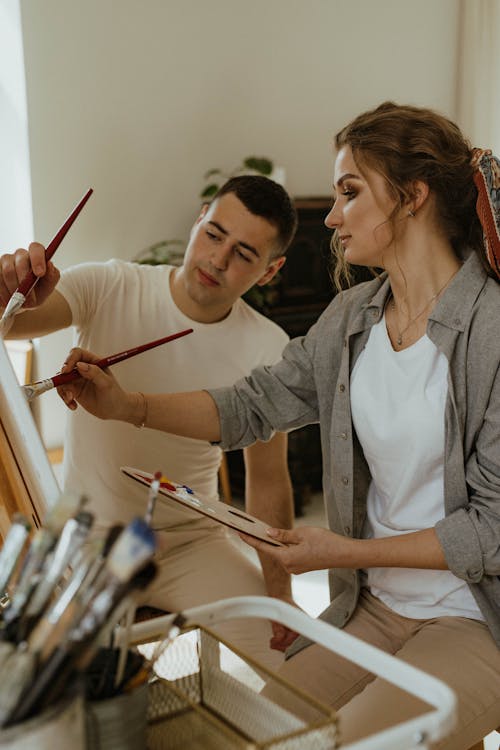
[{"xmin": 210, "ymin": 243, "xmax": 231, "ymax": 270}]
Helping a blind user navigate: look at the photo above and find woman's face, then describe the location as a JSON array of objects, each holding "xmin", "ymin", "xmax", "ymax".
[{"xmin": 325, "ymin": 145, "xmax": 397, "ymax": 268}]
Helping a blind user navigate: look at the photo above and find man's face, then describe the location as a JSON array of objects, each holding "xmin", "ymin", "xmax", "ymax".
[{"xmin": 174, "ymin": 193, "xmax": 285, "ymax": 322}]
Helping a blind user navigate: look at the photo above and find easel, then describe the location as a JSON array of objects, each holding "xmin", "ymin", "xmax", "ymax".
[
  {"xmin": 0, "ymin": 417, "xmax": 42, "ymax": 543},
  {"xmin": 0, "ymin": 338, "xmax": 59, "ymax": 544}
]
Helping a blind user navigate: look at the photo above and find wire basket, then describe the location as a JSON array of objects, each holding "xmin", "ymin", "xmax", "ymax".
[{"xmin": 145, "ymin": 625, "xmax": 338, "ymax": 750}]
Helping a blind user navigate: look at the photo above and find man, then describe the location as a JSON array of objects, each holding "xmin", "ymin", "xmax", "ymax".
[{"xmin": 0, "ymin": 176, "xmax": 298, "ymax": 667}]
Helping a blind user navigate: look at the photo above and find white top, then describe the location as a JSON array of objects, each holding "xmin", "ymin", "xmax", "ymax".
[
  {"xmin": 350, "ymin": 315, "xmax": 483, "ymax": 621},
  {"xmin": 56, "ymin": 259, "xmax": 288, "ymax": 531}
]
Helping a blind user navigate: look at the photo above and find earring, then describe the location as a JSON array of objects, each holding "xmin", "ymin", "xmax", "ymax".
[{"xmin": 408, "ymin": 209, "xmax": 415, "ymax": 217}]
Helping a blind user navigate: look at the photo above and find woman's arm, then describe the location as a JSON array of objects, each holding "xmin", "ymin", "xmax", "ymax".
[
  {"xmin": 59, "ymin": 323, "xmax": 321, "ymax": 447},
  {"xmin": 240, "ymin": 526, "xmax": 448, "ymax": 575},
  {"xmin": 58, "ymin": 349, "xmax": 221, "ymax": 441}
]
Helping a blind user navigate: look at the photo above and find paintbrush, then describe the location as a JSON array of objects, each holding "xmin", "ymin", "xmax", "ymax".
[
  {"xmin": 29, "ymin": 525, "xmax": 123, "ymax": 659},
  {"xmin": 118, "ymin": 612, "xmax": 187, "ymax": 694},
  {"xmin": 0, "ymin": 514, "xmax": 31, "ymax": 597},
  {"xmin": 38, "ymin": 519, "xmax": 154, "ymax": 663},
  {"xmin": 0, "ymin": 643, "xmax": 36, "ymax": 727},
  {"xmin": 19, "ymin": 511, "xmax": 94, "ymax": 639},
  {"xmin": 145, "ymin": 470, "xmax": 162, "ymax": 526},
  {"xmin": 22, "ymin": 328, "xmax": 194, "ymax": 400},
  {"xmin": 1, "ymin": 527, "xmax": 58, "ymax": 639},
  {"xmin": 6, "ymin": 559, "xmax": 157, "ymax": 726},
  {"xmin": 0, "ymin": 642, "xmax": 15, "ymax": 671},
  {"xmin": 0, "ymin": 189, "xmax": 93, "ymax": 335},
  {"xmin": 27, "ymin": 539, "xmax": 103, "ymax": 656},
  {"xmin": 0, "ymin": 493, "xmax": 83, "ymax": 639}
]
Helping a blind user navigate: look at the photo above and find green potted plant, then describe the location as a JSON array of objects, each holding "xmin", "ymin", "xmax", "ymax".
[{"xmin": 200, "ymin": 156, "xmax": 274, "ymax": 200}]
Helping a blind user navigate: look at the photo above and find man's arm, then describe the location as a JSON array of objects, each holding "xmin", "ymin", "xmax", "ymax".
[
  {"xmin": 0, "ymin": 245, "xmax": 72, "ymax": 338},
  {"xmin": 5, "ymin": 291, "xmax": 72, "ymax": 339},
  {"xmin": 243, "ymin": 433, "xmax": 294, "ymax": 600},
  {"xmin": 243, "ymin": 434, "xmax": 300, "ymax": 652}
]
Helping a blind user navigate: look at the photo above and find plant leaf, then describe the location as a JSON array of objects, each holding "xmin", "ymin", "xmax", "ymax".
[
  {"xmin": 243, "ymin": 157, "xmax": 273, "ymax": 175},
  {"xmin": 200, "ymin": 183, "xmax": 219, "ymax": 199}
]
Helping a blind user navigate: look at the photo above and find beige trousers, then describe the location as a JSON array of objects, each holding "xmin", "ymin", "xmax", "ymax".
[
  {"xmin": 264, "ymin": 589, "xmax": 500, "ymax": 749},
  {"xmin": 141, "ymin": 520, "xmax": 283, "ymax": 671}
]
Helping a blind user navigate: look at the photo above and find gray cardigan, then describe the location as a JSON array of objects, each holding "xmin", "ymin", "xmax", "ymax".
[{"xmin": 209, "ymin": 251, "xmax": 500, "ymax": 648}]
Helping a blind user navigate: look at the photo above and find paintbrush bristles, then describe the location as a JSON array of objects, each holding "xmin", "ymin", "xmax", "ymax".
[{"xmin": 22, "ymin": 379, "xmax": 55, "ymax": 401}]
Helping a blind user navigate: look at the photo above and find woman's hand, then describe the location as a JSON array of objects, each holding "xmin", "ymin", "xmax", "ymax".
[
  {"xmin": 240, "ymin": 526, "xmax": 349, "ymax": 575},
  {"xmin": 56, "ymin": 347, "xmax": 141, "ymax": 424}
]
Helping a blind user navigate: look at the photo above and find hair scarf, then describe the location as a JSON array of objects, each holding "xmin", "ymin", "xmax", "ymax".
[{"xmin": 471, "ymin": 148, "xmax": 500, "ymax": 280}]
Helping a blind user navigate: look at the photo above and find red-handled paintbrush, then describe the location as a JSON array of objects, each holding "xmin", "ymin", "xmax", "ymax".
[
  {"xmin": 22, "ymin": 328, "xmax": 194, "ymax": 400},
  {"xmin": 0, "ymin": 189, "xmax": 93, "ymax": 332}
]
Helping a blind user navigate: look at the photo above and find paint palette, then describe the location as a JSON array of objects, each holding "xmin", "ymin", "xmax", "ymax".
[{"xmin": 120, "ymin": 466, "xmax": 285, "ymax": 547}]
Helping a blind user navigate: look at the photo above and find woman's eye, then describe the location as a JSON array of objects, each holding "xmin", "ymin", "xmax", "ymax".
[{"xmin": 341, "ymin": 189, "xmax": 356, "ymax": 199}]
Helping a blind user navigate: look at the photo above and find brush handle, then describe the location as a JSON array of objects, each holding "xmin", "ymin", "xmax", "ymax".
[
  {"xmin": 49, "ymin": 327, "xmax": 194, "ymax": 388},
  {"xmin": 17, "ymin": 189, "xmax": 93, "ymax": 298}
]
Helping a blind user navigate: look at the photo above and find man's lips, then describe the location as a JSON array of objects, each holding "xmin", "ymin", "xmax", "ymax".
[{"xmin": 197, "ymin": 268, "xmax": 220, "ymax": 287}]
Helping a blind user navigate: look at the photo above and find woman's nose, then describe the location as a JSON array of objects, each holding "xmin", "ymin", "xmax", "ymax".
[{"xmin": 324, "ymin": 202, "xmax": 341, "ymax": 229}]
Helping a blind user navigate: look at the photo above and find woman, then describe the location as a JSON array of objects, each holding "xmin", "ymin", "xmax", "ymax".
[{"xmin": 59, "ymin": 102, "xmax": 500, "ymax": 748}]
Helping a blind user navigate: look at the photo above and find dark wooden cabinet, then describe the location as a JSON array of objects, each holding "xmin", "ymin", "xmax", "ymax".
[{"xmin": 226, "ymin": 197, "xmax": 371, "ymax": 515}]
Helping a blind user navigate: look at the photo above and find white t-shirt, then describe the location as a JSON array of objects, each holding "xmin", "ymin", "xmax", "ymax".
[
  {"xmin": 56, "ymin": 260, "xmax": 289, "ymax": 531},
  {"xmin": 350, "ymin": 315, "xmax": 483, "ymax": 621}
]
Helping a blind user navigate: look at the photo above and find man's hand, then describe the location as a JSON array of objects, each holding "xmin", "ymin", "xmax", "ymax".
[
  {"xmin": 269, "ymin": 593, "xmax": 301, "ymax": 652},
  {"xmin": 0, "ymin": 244, "xmax": 60, "ymax": 310}
]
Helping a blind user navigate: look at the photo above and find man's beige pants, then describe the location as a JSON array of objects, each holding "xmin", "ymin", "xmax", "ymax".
[{"xmin": 142, "ymin": 521, "xmax": 283, "ymax": 671}]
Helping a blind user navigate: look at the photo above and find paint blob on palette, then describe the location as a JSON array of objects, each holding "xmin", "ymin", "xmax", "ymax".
[{"xmin": 120, "ymin": 466, "xmax": 285, "ymax": 547}]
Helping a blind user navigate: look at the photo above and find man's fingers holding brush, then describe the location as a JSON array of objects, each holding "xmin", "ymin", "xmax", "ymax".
[{"xmin": 0, "ymin": 244, "xmax": 59, "ymax": 309}]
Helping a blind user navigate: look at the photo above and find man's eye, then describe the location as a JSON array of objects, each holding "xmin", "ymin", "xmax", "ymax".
[
  {"xmin": 206, "ymin": 231, "xmax": 220, "ymax": 240},
  {"xmin": 236, "ymin": 248, "xmax": 252, "ymax": 263}
]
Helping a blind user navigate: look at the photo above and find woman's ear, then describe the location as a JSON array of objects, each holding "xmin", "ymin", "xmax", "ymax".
[{"xmin": 407, "ymin": 180, "xmax": 430, "ymax": 214}]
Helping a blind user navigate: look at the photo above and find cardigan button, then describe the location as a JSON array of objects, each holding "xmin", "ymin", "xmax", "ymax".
[
  {"xmin": 342, "ymin": 476, "xmax": 349, "ymax": 485},
  {"xmin": 339, "ymin": 384, "xmax": 345, "ymax": 393}
]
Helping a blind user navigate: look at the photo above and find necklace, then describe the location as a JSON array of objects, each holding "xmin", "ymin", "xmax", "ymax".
[{"xmin": 389, "ymin": 269, "xmax": 458, "ymax": 346}]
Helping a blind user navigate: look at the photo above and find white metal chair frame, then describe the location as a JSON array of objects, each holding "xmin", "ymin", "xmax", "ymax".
[{"xmin": 117, "ymin": 595, "xmax": 457, "ymax": 750}]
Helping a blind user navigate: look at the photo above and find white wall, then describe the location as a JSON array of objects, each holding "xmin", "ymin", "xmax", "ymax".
[
  {"xmin": 10, "ymin": 0, "xmax": 461, "ymax": 447},
  {"xmin": 0, "ymin": 0, "xmax": 33, "ymax": 249}
]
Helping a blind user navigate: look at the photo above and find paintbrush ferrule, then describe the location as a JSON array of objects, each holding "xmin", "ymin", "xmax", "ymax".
[
  {"xmin": 0, "ymin": 515, "xmax": 31, "ymax": 595},
  {"xmin": 25, "ymin": 511, "xmax": 94, "ymax": 620},
  {"xmin": 0, "ymin": 293, "xmax": 26, "ymax": 329},
  {"xmin": 22, "ymin": 378, "xmax": 55, "ymax": 401},
  {"xmin": 145, "ymin": 471, "xmax": 162, "ymax": 526}
]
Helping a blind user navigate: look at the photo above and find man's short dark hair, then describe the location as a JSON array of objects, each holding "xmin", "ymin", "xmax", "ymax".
[{"xmin": 214, "ymin": 175, "xmax": 298, "ymax": 257}]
